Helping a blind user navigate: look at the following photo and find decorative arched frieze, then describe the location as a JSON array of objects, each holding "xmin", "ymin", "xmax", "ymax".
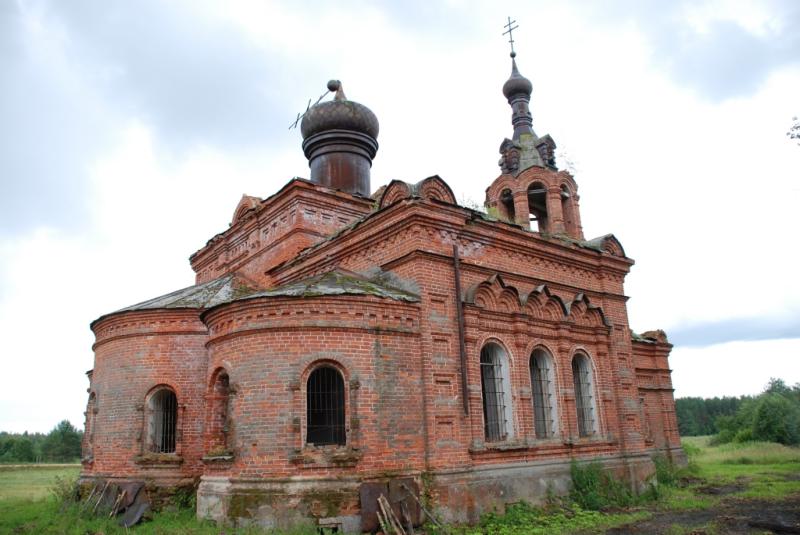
[
  {"xmin": 522, "ymin": 285, "xmax": 567, "ymax": 321},
  {"xmin": 567, "ymin": 293, "xmax": 609, "ymax": 327},
  {"xmin": 378, "ymin": 180, "xmax": 413, "ymax": 209},
  {"xmin": 600, "ymin": 234, "xmax": 625, "ymax": 257},
  {"xmin": 418, "ymin": 175, "xmax": 457, "ymax": 205},
  {"xmin": 231, "ymin": 194, "xmax": 261, "ymax": 225},
  {"xmin": 465, "ymin": 274, "xmax": 522, "ymax": 313}
]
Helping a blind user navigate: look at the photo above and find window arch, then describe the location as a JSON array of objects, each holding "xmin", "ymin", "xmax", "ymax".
[
  {"xmin": 527, "ymin": 181, "xmax": 548, "ymax": 232},
  {"xmin": 208, "ymin": 369, "xmax": 232, "ymax": 452},
  {"xmin": 530, "ymin": 348, "xmax": 558, "ymax": 438},
  {"xmin": 572, "ymin": 353, "xmax": 597, "ymax": 437},
  {"xmin": 560, "ymin": 184, "xmax": 575, "ymax": 235},
  {"xmin": 306, "ymin": 365, "xmax": 346, "ymax": 446},
  {"xmin": 147, "ymin": 387, "xmax": 178, "ymax": 453},
  {"xmin": 480, "ymin": 343, "xmax": 513, "ymax": 441},
  {"xmin": 500, "ymin": 188, "xmax": 516, "ymax": 223}
]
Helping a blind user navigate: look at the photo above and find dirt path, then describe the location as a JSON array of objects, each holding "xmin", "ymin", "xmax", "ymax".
[{"xmin": 604, "ymin": 496, "xmax": 800, "ymax": 534}]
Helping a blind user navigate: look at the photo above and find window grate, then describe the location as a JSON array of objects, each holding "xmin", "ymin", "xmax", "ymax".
[
  {"xmin": 530, "ymin": 352, "xmax": 553, "ymax": 438},
  {"xmin": 307, "ymin": 366, "xmax": 346, "ymax": 446},
  {"xmin": 572, "ymin": 356, "xmax": 595, "ymax": 437},
  {"xmin": 150, "ymin": 389, "xmax": 177, "ymax": 453},
  {"xmin": 481, "ymin": 345, "xmax": 507, "ymax": 441}
]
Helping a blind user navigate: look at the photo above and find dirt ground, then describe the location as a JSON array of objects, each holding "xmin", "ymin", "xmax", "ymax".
[{"xmin": 605, "ymin": 495, "xmax": 800, "ymax": 534}]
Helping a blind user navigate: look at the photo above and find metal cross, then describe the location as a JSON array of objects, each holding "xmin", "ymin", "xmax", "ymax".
[{"xmin": 503, "ymin": 16, "xmax": 518, "ymax": 56}]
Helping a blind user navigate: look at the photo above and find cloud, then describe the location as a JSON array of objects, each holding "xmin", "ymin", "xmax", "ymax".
[
  {"xmin": 0, "ymin": 0, "xmax": 302, "ymax": 236},
  {"xmin": 669, "ymin": 313, "xmax": 800, "ymax": 347},
  {"xmin": 586, "ymin": 0, "xmax": 800, "ymax": 101}
]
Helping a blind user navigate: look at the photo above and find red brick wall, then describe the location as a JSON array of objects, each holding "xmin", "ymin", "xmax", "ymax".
[
  {"xmin": 84, "ymin": 310, "xmax": 208, "ymax": 482},
  {"xmin": 200, "ymin": 295, "xmax": 425, "ymax": 478}
]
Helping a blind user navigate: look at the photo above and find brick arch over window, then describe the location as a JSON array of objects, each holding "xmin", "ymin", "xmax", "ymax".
[
  {"xmin": 571, "ymin": 352, "xmax": 598, "ymax": 437},
  {"xmin": 480, "ymin": 341, "xmax": 514, "ymax": 442},
  {"xmin": 145, "ymin": 386, "xmax": 178, "ymax": 454},
  {"xmin": 529, "ymin": 347, "xmax": 559, "ymax": 439},
  {"xmin": 306, "ymin": 364, "xmax": 346, "ymax": 446}
]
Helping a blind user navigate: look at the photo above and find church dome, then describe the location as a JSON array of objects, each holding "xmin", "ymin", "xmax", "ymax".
[
  {"xmin": 300, "ymin": 80, "xmax": 379, "ymax": 140},
  {"xmin": 502, "ymin": 57, "xmax": 532, "ymax": 100}
]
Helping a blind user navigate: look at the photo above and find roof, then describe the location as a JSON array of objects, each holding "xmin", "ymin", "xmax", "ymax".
[
  {"xmin": 236, "ymin": 270, "xmax": 419, "ymax": 303},
  {"xmin": 114, "ymin": 273, "xmax": 259, "ymax": 313},
  {"xmin": 95, "ymin": 269, "xmax": 418, "ymax": 327}
]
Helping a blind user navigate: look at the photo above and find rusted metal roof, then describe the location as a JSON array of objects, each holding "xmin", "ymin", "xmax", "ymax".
[{"xmin": 237, "ymin": 270, "xmax": 419, "ymax": 303}]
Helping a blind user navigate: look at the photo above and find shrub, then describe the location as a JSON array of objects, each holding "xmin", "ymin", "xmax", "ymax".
[
  {"xmin": 569, "ymin": 460, "xmax": 633, "ymax": 510},
  {"xmin": 50, "ymin": 474, "xmax": 79, "ymax": 504},
  {"xmin": 752, "ymin": 393, "xmax": 800, "ymax": 445}
]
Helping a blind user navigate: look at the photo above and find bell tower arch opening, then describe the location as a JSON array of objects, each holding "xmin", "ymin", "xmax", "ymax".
[{"xmin": 528, "ymin": 181, "xmax": 548, "ymax": 232}]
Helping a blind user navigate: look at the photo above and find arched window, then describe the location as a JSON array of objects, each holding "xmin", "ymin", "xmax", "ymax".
[
  {"xmin": 84, "ymin": 392, "xmax": 97, "ymax": 458},
  {"xmin": 527, "ymin": 181, "xmax": 548, "ymax": 232},
  {"xmin": 208, "ymin": 370, "xmax": 231, "ymax": 452},
  {"xmin": 572, "ymin": 354, "xmax": 596, "ymax": 437},
  {"xmin": 480, "ymin": 343, "xmax": 513, "ymax": 441},
  {"xmin": 147, "ymin": 388, "xmax": 177, "ymax": 453},
  {"xmin": 307, "ymin": 366, "xmax": 346, "ymax": 446},
  {"xmin": 560, "ymin": 184, "xmax": 575, "ymax": 235},
  {"xmin": 500, "ymin": 188, "xmax": 516, "ymax": 223},
  {"xmin": 530, "ymin": 349, "xmax": 557, "ymax": 438}
]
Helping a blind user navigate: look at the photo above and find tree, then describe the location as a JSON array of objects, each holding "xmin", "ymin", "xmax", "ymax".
[
  {"xmin": 41, "ymin": 420, "xmax": 82, "ymax": 462},
  {"xmin": 789, "ymin": 117, "xmax": 800, "ymax": 145}
]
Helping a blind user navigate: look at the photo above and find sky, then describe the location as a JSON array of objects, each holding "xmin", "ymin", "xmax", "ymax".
[{"xmin": 1, "ymin": 0, "xmax": 799, "ymax": 433}]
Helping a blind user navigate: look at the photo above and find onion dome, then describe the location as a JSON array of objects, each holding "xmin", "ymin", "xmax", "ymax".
[
  {"xmin": 300, "ymin": 80, "xmax": 379, "ymax": 197},
  {"xmin": 301, "ymin": 80, "xmax": 379, "ymax": 140},
  {"xmin": 502, "ymin": 54, "xmax": 533, "ymax": 100}
]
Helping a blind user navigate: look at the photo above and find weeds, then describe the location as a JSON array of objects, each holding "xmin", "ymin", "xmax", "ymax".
[{"xmin": 569, "ymin": 460, "xmax": 634, "ymax": 510}]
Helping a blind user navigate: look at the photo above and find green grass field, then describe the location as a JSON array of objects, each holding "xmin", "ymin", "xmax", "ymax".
[
  {"xmin": 0, "ymin": 464, "xmax": 80, "ymax": 500},
  {"xmin": 0, "ymin": 440, "xmax": 798, "ymax": 534}
]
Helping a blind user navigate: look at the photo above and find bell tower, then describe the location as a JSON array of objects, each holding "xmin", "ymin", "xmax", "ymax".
[{"xmin": 487, "ymin": 19, "xmax": 583, "ymax": 240}]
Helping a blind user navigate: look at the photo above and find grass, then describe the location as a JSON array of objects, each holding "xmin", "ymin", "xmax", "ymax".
[
  {"xmin": 1, "ymin": 440, "xmax": 799, "ymax": 533},
  {"xmin": 0, "ymin": 464, "xmax": 80, "ymax": 500}
]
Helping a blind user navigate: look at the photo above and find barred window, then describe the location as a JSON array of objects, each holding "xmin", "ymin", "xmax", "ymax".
[
  {"xmin": 307, "ymin": 366, "xmax": 346, "ymax": 446},
  {"xmin": 148, "ymin": 388, "xmax": 177, "ymax": 453},
  {"xmin": 572, "ymin": 354, "xmax": 596, "ymax": 437},
  {"xmin": 530, "ymin": 349, "xmax": 556, "ymax": 438},
  {"xmin": 480, "ymin": 343, "xmax": 512, "ymax": 442}
]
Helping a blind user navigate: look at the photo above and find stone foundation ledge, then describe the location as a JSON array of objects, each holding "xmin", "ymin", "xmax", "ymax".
[
  {"xmin": 197, "ymin": 476, "xmax": 364, "ymax": 532},
  {"xmin": 429, "ymin": 453, "xmax": 656, "ymax": 525}
]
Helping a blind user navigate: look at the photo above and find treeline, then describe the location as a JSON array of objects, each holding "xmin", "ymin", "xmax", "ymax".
[
  {"xmin": 676, "ymin": 396, "xmax": 748, "ymax": 436},
  {"xmin": 0, "ymin": 420, "xmax": 82, "ymax": 463},
  {"xmin": 677, "ymin": 378, "xmax": 800, "ymax": 446}
]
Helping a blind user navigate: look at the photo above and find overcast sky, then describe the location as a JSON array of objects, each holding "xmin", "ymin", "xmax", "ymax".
[{"xmin": 1, "ymin": 0, "xmax": 799, "ymax": 433}]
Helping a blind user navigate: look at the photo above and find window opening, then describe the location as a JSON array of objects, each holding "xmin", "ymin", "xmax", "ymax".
[
  {"xmin": 149, "ymin": 389, "xmax": 177, "ymax": 453},
  {"xmin": 527, "ymin": 182, "xmax": 548, "ymax": 232},
  {"xmin": 307, "ymin": 366, "xmax": 346, "ymax": 446},
  {"xmin": 572, "ymin": 355, "xmax": 595, "ymax": 437},
  {"xmin": 480, "ymin": 344, "xmax": 508, "ymax": 441},
  {"xmin": 560, "ymin": 184, "xmax": 574, "ymax": 234},
  {"xmin": 530, "ymin": 350, "xmax": 554, "ymax": 438},
  {"xmin": 210, "ymin": 371, "xmax": 231, "ymax": 452},
  {"xmin": 500, "ymin": 188, "xmax": 516, "ymax": 222}
]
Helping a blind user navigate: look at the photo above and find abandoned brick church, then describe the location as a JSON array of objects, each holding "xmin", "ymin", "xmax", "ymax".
[{"xmin": 81, "ymin": 53, "xmax": 683, "ymax": 530}]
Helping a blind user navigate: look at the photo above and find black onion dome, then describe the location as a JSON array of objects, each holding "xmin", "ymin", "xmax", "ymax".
[
  {"xmin": 300, "ymin": 81, "xmax": 379, "ymax": 140},
  {"xmin": 502, "ymin": 57, "xmax": 532, "ymax": 99}
]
